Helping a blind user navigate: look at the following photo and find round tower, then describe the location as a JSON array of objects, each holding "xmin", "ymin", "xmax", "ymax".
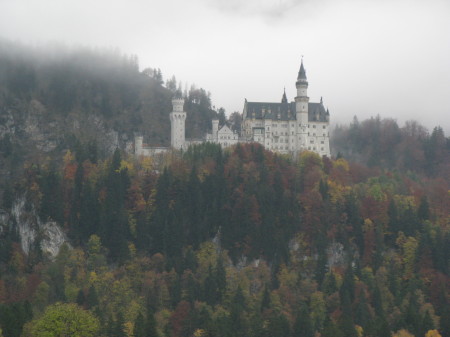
[
  {"xmin": 135, "ymin": 135, "xmax": 144, "ymax": 155},
  {"xmin": 295, "ymin": 59, "xmax": 309, "ymax": 125},
  {"xmin": 212, "ymin": 119, "xmax": 219, "ymax": 142},
  {"xmin": 170, "ymin": 92, "xmax": 186, "ymax": 150}
]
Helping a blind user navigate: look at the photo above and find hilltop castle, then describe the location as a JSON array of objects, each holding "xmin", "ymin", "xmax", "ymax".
[{"xmin": 135, "ymin": 60, "xmax": 331, "ymax": 157}]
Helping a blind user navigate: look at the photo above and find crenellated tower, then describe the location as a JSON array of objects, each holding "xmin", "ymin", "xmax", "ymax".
[{"xmin": 170, "ymin": 92, "xmax": 186, "ymax": 150}]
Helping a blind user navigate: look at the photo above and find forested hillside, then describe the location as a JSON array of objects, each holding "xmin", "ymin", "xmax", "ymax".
[
  {"xmin": 332, "ymin": 117, "xmax": 450, "ymax": 179},
  {"xmin": 0, "ymin": 39, "xmax": 449, "ymax": 337},
  {"xmin": 0, "ymin": 39, "xmax": 218, "ymax": 184},
  {"xmin": 0, "ymin": 140, "xmax": 449, "ymax": 337}
]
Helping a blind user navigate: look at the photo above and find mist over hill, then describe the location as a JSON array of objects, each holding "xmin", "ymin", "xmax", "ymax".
[{"xmin": 0, "ymin": 39, "xmax": 219, "ymax": 183}]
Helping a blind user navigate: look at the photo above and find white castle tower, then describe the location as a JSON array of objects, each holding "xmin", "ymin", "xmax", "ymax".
[
  {"xmin": 211, "ymin": 119, "xmax": 219, "ymax": 142},
  {"xmin": 169, "ymin": 92, "xmax": 186, "ymax": 150},
  {"xmin": 295, "ymin": 59, "xmax": 309, "ymax": 149}
]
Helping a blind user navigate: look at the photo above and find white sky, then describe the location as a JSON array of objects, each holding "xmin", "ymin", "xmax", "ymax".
[{"xmin": 1, "ymin": 0, "xmax": 449, "ymax": 132}]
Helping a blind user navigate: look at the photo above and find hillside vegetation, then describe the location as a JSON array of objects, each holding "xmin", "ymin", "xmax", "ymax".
[
  {"xmin": 0, "ymin": 40, "xmax": 449, "ymax": 337},
  {"xmin": 0, "ymin": 140, "xmax": 449, "ymax": 337}
]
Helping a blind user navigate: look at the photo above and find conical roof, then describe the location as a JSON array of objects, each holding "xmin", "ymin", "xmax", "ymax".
[
  {"xmin": 281, "ymin": 88, "xmax": 288, "ymax": 103},
  {"xmin": 297, "ymin": 60, "xmax": 307, "ymax": 80}
]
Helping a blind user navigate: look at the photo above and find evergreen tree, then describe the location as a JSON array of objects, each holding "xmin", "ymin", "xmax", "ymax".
[
  {"xmin": 113, "ymin": 312, "xmax": 127, "ymax": 337},
  {"xmin": 260, "ymin": 286, "xmax": 271, "ymax": 312},
  {"xmin": 87, "ymin": 285, "xmax": 99, "ymax": 309},
  {"xmin": 144, "ymin": 311, "xmax": 158, "ymax": 337},
  {"xmin": 417, "ymin": 195, "xmax": 430, "ymax": 221},
  {"xmin": 134, "ymin": 312, "xmax": 145, "ymax": 337},
  {"xmin": 293, "ymin": 304, "xmax": 314, "ymax": 337},
  {"xmin": 76, "ymin": 289, "xmax": 85, "ymax": 307}
]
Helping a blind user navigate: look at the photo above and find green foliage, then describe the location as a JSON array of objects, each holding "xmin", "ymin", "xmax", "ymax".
[{"xmin": 25, "ymin": 303, "xmax": 99, "ymax": 337}]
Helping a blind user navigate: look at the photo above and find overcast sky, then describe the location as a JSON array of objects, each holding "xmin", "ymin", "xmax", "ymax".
[{"xmin": 1, "ymin": 0, "xmax": 449, "ymax": 132}]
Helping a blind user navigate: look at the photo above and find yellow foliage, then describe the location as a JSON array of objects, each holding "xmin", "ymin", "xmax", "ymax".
[
  {"xmin": 333, "ymin": 158, "xmax": 350, "ymax": 172},
  {"xmin": 128, "ymin": 243, "xmax": 137, "ymax": 259},
  {"xmin": 63, "ymin": 150, "xmax": 75, "ymax": 166},
  {"xmin": 140, "ymin": 156, "xmax": 153, "ymax": 171},
  {"xmin": 327, "ymin": 179, "xmax": 351, "ymax": 205},
  {"xmin": 299, "ymin": 151, "xmax": 323, "ymax": 171},
  {"xmin": 124, "ymin": 321, "xmax": 133, "ymax": 337},
  {"xmin": 393, "ymin": 329, "xmax": 414, "ymax": 337},
  {"xmin": 425, "ymin": 329, "xmax": 442, "ymax": 337},
  {"xmin": 394, "ymin": 195, "xmax": 416, "ymax": 212},
  {"xmin": 363, "ymin": 218, "xmax": 374, "ymax": 232},
  {"xmin": 193, "ymin": 329, "xmax": 206, "ymax": 337},
  {"xmin": 355, "ymin": 325, "xmax": 363, "ymax": 337},
  {"xmin": 89, "ymin": 271, "xmax": 98, "ymax": 284},
  {"xmin": 120, "ymin": 159, "xmax": 134, "ymax": 173}
]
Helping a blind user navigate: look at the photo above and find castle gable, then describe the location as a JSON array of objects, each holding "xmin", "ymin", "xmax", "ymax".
[{"xmin": 218, "ymin": 124, "xmax": 233, "ymax": 134}]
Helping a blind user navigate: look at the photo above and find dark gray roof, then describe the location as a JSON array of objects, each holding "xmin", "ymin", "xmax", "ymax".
[
  {"xmin": 297, "ymin": 61, "xmax": 307, "ymax": 80},
  {"xmin": 245, "ymin": 101, "xmax": 329, "ymax": 122}
]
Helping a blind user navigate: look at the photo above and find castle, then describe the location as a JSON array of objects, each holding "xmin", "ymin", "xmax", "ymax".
[{"xmin": 135, "ymin": 60, "xmax": 331, "ymax": 157}]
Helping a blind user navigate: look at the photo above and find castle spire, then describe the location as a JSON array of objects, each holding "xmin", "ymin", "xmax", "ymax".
[
  {"xmin": 297, "ymin": 57, "xmax": 307, "ymax": 81},
  {"xmin": 281, "ymin": 87, "xmax": 288, "ymax": 103}
]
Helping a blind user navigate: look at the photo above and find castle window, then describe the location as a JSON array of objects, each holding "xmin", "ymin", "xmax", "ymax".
[
  {"xmin": 310, "ymin": 139, "xmax": 314, "ymax": 143},
  {"xmin": 323, "ymin": 133, "xmax": 326, "ymax": 137},
  {"xmin": 321, "ymin": 141, "xmax": 324, "ymax": 144},
  {"xmin": 313, "ymin": 125, "xmax": 316, "ymax": 128},
  {"xmin": 313, "ymin": 133, "xmax": 316, "ymax": 136},
  {"xmin": 323, "ymin": 125, "xmax": 326, "ymax": 129},
  {"xmin": 321, "ymin": 147, "xmax": 324, "ymax": 151}
]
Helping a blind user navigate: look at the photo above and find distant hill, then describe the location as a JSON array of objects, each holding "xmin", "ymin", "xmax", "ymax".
[{"xmin": 0, "ymin": 39, "xmax": 218, "ymax": 183}]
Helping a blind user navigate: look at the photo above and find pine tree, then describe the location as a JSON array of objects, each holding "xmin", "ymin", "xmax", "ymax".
[
  {"xmin": 76, "ymin": 289, "xmax": 85, "ymax": 307},
  {"xmin": 293, "ymin": 304, "xmax": 314, "ymax": 337},
  {"xmin": 144, "ymin": 311, "xmax": 158, "ymax": 337},
  {"xmin": 87, "ymin": 285, "xmax": 99, "ymax": 309},
  {"xmin": 134, "ymin": 312, "xmax": 145, "ymax": 337}
]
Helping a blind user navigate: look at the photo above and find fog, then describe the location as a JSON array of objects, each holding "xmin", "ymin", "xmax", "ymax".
[{"xmin": 1, "ymin": 0, "xmax": 449, "ymax": 132}]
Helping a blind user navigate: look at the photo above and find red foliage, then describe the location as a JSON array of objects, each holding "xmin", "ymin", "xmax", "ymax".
[{"xmin": 170, "ymin": 300, "xmax": 191, "ymax": 337}]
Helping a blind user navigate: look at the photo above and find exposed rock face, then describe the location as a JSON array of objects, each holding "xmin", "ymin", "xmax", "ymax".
[
  {"xmin": 6, "ymin": 195, "xmax": 68, "ymax": 258},
  {"xmin": 327, "ymin": 242, "xmax": 346, "ymax": 268}
]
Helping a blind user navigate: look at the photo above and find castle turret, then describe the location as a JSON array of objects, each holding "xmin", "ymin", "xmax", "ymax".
[
  {"xmin": 295, "ymin": 59, "xmax": 309, "ymax": 125},
  {"xmin": 212, "ymin": 119, "xmax": 219, "ymax": 142},
  {"xmin": 170, "ymin": 92, "xmax": 186, "ymax": 150},
  {"xmin": 135, "ymin": 135, "xmax": 144, "ymax": 156},
  {"xmin": 281, "ymin": 88, "xmax": 288, "ymax": 104}
]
